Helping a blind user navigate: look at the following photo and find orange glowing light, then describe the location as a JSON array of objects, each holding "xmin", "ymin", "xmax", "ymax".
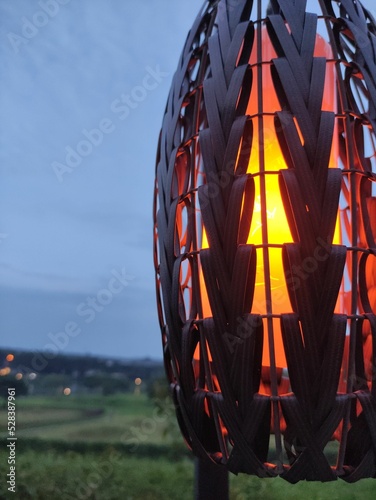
[
  {"xmin": 246, "ymin": 29, "xmax": 338, "ymax": 371},
  {"xmin": 197, "ymin": 29, "xmax": 339, "ymax": 380},
  {"xmin": 247, "ymin": 29, "xmax": 339, "ymax": 368},
  {"xmin": 6, "ymin": 354, "xmax": 14, "ymax": 362}
]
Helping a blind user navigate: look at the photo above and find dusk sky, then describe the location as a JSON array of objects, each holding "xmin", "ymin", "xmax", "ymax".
[
  {"xmin": 1, "ymin": 0, "xmax": 374, "ymax": 361},
  {"xmin": 0, "ymin": 0, "xmax": 203, "ymax": 360}
]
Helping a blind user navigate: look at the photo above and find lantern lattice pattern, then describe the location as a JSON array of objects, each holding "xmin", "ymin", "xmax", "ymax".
[{"xmin": 153, "ymin": 0, "xmax": 376, "ymax": 482}]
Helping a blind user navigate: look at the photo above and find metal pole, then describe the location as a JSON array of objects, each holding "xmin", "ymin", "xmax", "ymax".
[{"xmin": 194, "ymin": 458, "xmax": 229, "ymax": 500}]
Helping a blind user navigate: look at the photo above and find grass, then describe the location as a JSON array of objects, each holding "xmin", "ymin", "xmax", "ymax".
[
  {"xmin": 0, "ymin": 393, "xmax": 168, "ymax": 444},
  {"xmin": 0, "ymin": 392, "xmax": 376, "ymax": 499},
  {"xmin": 0, "ymin": 449, "xmax": 195, "ymax": 500},
  {"xmin": 1, "ymin": 447, "xmax": 375, "ymax": 500},
  {"xmin": 3, "ymin": 392, "xmax": 152, "ymax": 413}
]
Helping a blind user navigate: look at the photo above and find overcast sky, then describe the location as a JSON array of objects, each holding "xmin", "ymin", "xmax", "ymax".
[
  {"xmin": 0, "ymin": 0, "xmax": 374, "ymax": 361},
  {"xmin": 0, "ymin": 0, "xmax": 203, "ymax": 360}
]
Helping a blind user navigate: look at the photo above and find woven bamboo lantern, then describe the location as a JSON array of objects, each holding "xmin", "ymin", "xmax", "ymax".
[{"xmin": 153, "ymin": 0, "xmax": 376, "ymax": 483}]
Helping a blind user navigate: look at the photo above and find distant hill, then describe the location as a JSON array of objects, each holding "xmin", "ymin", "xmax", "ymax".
[{"xmin": 0, "ymin": 348, "xmax": 164, "ymax": 382}]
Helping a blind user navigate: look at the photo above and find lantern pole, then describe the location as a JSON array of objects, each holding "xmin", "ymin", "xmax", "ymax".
[{"xmin": 194, "ymin": 458, "xmax": 229, "ymax": 500}]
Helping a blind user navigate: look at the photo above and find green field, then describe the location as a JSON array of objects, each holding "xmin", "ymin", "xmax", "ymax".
[
  {"xmin": 0, "ymin": 394, "xmax": 171, "ymax": 445},
  {"xmin": 0, "ymin": 393, "xmax": 375, "ymax": 499}
]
